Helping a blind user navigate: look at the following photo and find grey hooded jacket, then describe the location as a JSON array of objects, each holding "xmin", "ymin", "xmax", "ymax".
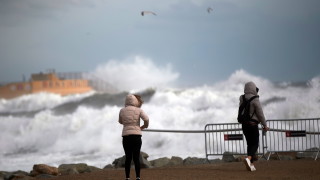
[
  {"xmin": 119, "ymin": 94, "xmax": 149, "ymax": 136},
  {"xmin": 239, "ymin": 82, "xmax": 267, "ymax": 127}
]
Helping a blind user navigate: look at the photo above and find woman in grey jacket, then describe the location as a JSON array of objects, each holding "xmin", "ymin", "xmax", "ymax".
[
  {"xmin": 240, "ymin": 82, "xmax": 269, "ymax": 171},
  {"xmin": 119, "ymin": 94, "xmax": 149, "ymax": 180}
]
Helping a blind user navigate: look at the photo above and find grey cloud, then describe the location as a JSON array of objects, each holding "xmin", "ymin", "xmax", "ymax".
[{"xmin": 0, "ymin": 0, "xmax": 99, "ymax": 26}]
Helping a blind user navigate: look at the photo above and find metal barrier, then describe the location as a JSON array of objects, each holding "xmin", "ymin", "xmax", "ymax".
[
  {"xmin": 144, "ymin": 118, "xmax": 320, "ymax": 161},
  {"xmin": 204, "ymin": 118, "xmax": 320, "ymax": 161},
  {"xmin": 204, "ymin": 123, "xmax": 266, "ymax": 160},
  {"xmin": 265, "ymin": 118, "xmax": 320, "ymax": 160}
]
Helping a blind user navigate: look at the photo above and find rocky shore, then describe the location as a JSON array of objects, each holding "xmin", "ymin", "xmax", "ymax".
[{"xmin": 0, "ymin": 150, "xmax": 318, "ymax": 180}]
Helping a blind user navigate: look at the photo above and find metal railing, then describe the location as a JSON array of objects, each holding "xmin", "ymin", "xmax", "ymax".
[
  {"xmin": 143, "ymin": 118, "xmax": 320, "ymax": 161},
  {"xmin": 204, "ymin": 123, "xmax": 266, "ymax": 159},
  {"xmin": 265, "ymin": 118, "xmax": 320, "ymax": 160}
]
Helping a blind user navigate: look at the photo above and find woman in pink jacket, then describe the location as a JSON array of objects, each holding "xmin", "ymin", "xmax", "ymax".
[{"xmin": 119, "ymin": 94, "xmax": 149, "ymax": 180}]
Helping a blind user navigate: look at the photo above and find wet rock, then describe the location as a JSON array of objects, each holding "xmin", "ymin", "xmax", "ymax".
[
  {"xmin": 222, "ymin": 152, "xmax": 237, "ymax": 162},
  {"xmin": 58, "ymin": 163, "xmax": 98, "ymax": 175},
  {"xmin": 208, "ymin": 158, "xmax": 223, "ymax": 164},
  {"xmin": 183, "ymin": 157, "xmax": 208, "ymax": 165},
  {"xmin": 103, "ymin": 164, "xmax": 114, "ymax": 169},
  {"xmin": 30, "ymin": 164, "xmax": 59, "ymax": 177},
  {"xmin": 60, "ymin": 167, "xmax": 79, "ymax": 175},
  {"xmin": 34, "ymin": 174, "xmax": 55, "ymax": 178},
  {"xmin": 1, "ymin": 170, "xmax": 31, "ymax": 180},
  {"xmin": 9, "ymin": 175, "xmax": 35, "ymax": 180},
  {"xmin": 112, "ymin": 151, "xmax": 151, "ymax": 168},
  {"xmin": 140, "ymin": 152, "xmax": 152, "ymax": 168},
  {"xmin": 167, "ymin": 156, "xmax": 183, "ymax": 166},
  {"xmin": 112, "ymin": 155, "xmax": 126, "ymax": 168},
  {"xmin": 150, "ymin": 157, "xmax": 170, "ymax": 167}
]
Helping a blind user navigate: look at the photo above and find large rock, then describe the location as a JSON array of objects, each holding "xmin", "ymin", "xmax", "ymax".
[
  {"xmin": 112, "ymin": 155, "xmax": 126, "ymax": 168},
  {"xmin": 167, "ymin": 156, "xmax": 183, "ymax": 166},
  {"xmin": 140, "ymin": 152, "xmax": 152, "ymax": 168},
  {"xmin": 103, "ymin": 164, "xmax": 114, "ymax": 169},
  {"xmin": 149, "ymin": 156, "xmax": 184, "ymax": 168},
  {"xmin": 150, "ymin": 157, "xmax": 170, "ymax": 167},
  {"xmin": 208, "ymin": 158, "xmax": 223, "ymax": 164},
  {"xmin": 58, "ymin": 163, "xmax": 100, "ymax": 175},
  {"xmin": 1, "ymin": 170, "xmax": 33, "ymax": 180},
  {"xmin": 1, "ymin": 171, "xmax": 10, "ymax": 180},
  {"xmin": 183, "ymin": 157, "xmax": 208, "ymax": 165},
  {"xmin": 6, "ymin": 175, "xmax": 35, "ymax": 180},
  {"xmin": 112, "ymin": 151, "xmax": 151, "ymax": 168},
  {"xmin": 30, "ymin": 164, "xmax": 59, "ymax": 177},
  {"xmin": 222, "ymin": 152, "xmax": 237, "ymax": 162},
  {"xmin": 59, "ymin": 167, "xmax": 79, "ymax": 175}
]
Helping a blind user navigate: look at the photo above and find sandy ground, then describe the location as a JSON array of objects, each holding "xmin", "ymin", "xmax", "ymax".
[{"xmin": 36, "ymin": 159, "xmax": 320, "ymax": 180}]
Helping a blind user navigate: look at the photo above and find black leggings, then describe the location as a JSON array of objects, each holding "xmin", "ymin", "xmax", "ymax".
[
  {"xmin": 122, "ymin": 135, "xmax": 142, "ymax": 178},
  {"xmin": 242, "ymin": 124, "xmax": 259, "ymax": 163}
]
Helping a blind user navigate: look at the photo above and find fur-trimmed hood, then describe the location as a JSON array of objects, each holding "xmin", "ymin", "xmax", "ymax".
[{"xmin": 125, "ymin": 94, "xmax": 139, "ymax": 107}]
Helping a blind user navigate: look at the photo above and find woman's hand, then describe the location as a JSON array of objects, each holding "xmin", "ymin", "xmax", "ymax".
[{"xmin": 263, "ymin": 126, "xmax": 270, "ymax": 131}]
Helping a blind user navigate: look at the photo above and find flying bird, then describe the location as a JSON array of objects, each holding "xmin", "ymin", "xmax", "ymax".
[
  {"xmin": 141, "ymin": 11, "xmax": 157, "ymax": 16},
  {"xmin": 207, "ymin": 7, "xmax": 213, "ymax": 13}
]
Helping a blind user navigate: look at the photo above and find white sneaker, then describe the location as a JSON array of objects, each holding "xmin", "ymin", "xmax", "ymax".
[
  {"xmin": 250, "ymin": 165, "xmax": 256, "ymax": 171},
  {"xmin": 243, "ymin": 158, "xmax": 251, "ymax": 171}
]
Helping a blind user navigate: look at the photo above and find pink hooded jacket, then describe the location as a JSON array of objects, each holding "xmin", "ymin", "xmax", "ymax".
[{"xmin": 119, "ymin": 94, "xmax": 149, "ymax": 136}]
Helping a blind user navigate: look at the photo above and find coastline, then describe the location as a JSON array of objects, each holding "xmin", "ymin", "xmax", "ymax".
[
  {"xmin": 43, "ymin": 159, "xmax": 320, "ymax": 180},
  {"xmin": 1, "ymin": 158, "xmax": 319, "ymax": 180}
]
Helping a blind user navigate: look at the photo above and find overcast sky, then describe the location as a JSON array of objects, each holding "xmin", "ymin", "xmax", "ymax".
[{"xmin": 0, "ymin": 0, "xmax": 319, "ymax": 86}]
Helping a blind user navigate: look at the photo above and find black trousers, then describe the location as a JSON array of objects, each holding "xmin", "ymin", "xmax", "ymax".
[
  {"xmin": 122, "ymin": 135, "xmax": 142, "ymax": 178},
  {"xmin": 242, "ymin": 123, "xmax": 259, "ymax": 163}
]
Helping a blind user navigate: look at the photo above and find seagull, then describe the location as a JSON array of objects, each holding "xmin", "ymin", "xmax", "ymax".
[{"xmin": 141, "ymin": 11, "xmax": 157, "ymax": 16}]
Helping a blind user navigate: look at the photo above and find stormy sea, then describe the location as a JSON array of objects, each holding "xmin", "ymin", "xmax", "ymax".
[{"xmin": 0, "ymin": 69, "xmax": 319, "ymax": 171}]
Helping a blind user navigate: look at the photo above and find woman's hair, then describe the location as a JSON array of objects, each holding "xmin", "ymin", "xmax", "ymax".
[{"xmin": 134, "ymin": 94, "xmax": 144, "ymax": 107}]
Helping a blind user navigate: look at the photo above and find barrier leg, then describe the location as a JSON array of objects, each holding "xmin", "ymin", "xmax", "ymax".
[
  {"xmin": 315, "ymin": 149, "xmax": 319, "ymax": 161},
  {"xmin": 266, "ymin": 152, "xmax": 281, "ymax": 160},
  {"xmin": 267, "ymin": 152, "xmax": 271, "ymax": 160}
]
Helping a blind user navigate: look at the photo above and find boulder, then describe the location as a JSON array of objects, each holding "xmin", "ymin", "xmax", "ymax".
[
  {"xmin": 58, "ymin": 163, "xmax": 98, "ymax": 175},
  {"xmin": 112, "ymin": 155, "xmax": 126, "ymax": 168},
  {"xmin": 140, "ymin": 153, "xmax": 152, "ymax": 168},
  {"xmin": 222, "ymin": 152, "xmax": 237, "ymax": 162},
  {"xmin": 59, "ymin": 167, "xmax": 79, "ymax": 175},
  {"xmin": 167, "ymin": 156, "xmax": 183, "ymax": 166},
  {"xmin": 208, "ymin": 158, "xmax": 223, "ymax": 164},
  {"xmin": 1, "ymin": 171, "xmax": 12, "ymax": 180},
  {"xmin": 112, "ymin": 151, "xmax": 151, "ymax": 168},
  {"xmin": 34, "ymin": 174, "xmax": 55, "ymax": 178},
  {"xmin": 103, "ymin": 164, "xmax": 114, "ymax": 169},
  {"xmin": 0, "ymin": 172, "xmax": 4, "ymax": 180},
  {"xmin": 88, "ymin": 166, "xmax": 101, "ymax": 172},
  {"xmin": 183, "ymin": 157, "xmax": 208, "ymax": 165},
  {"xmin": 150, "ymin": 157, "xmax": 170, "ymax": 167},
  {"xmin": 1, "ymin": 170, "xmax": 33, "ymax": 180},
  {"xmin": 7, "ymin": 175, "xmax": 35, "ymax": 180},
  {"xmin": 30, "ymin": 164, "xmax": 59, "ymax": 177}
]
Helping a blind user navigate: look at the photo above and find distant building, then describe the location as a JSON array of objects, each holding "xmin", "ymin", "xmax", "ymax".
[{"xmin": 0, "ymin": 72, "xmax": 93, "ymax": 99}]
